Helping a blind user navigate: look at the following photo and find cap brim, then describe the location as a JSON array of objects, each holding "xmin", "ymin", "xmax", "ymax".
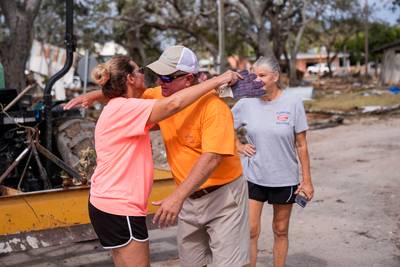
[{"xmin": 146, "ymin": 60, "xmax": 177, "ymax": 75}]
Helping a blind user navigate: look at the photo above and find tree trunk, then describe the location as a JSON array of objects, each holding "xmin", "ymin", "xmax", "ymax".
[
  {"xmin": 287, "ymin": 32, "xmax": 301, "ymax": 86},
  {"xmin": 0, "ymin": 0, "xmax": 42, "ymax": 92},
  {"xmin": 270, "ymin": 18, "xmax": 286, "ymax": 63},
  {"xmin": 289, "ymin": 48, "xmax": 298, "ymax": 86},
  {"xmin": 283, "ymin": 48, "xmax": 290, "ymax": 75},
  {"xmin": 288, "ymin": 22, "xmax": 308, "ymax": 86},
  {"xmin": 326, "ymin": 48, "xmax": 333, "ymax": 76},
  {"xmin": 327, "ymin": 51, "xmax": 339, "ymax": 77},
  {"xmin": 257, "ymin": 28, "xmax": 273, "ymax": 57},
  {"xmin": 272, "ymin": 35, "xmax": 286, "ymax": 65}
]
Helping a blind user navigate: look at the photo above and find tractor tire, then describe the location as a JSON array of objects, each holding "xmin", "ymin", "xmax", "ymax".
[
  {"xmin": 55, "ymin": 118, "xmax": 96, "ymax": 170},
  {"xmin": 55, "ymin": 119, "xmax": 170, "ymax": 174},
  {"xmin": 150, "ymin": 130, "xmax": 169, "ymax": 170}
]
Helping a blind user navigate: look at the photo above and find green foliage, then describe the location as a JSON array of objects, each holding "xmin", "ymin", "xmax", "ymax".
[
  {"xmin": 34, "ymin": 0, "xmax": 115, "ymax": 50},
  {"xmin": 342, "ymin": 22, "xmax": 400, "ymax": 64},
  {"xmin": 32, "ymin": 0, "xmax": 259, "ymax": 64},
  {"xmin": 4, "ymin": 0, "xmax": 400, "ymax": 77},
  {"xmin": 303, "ymin": 0, "xmax": 362, "ymax": 54}
]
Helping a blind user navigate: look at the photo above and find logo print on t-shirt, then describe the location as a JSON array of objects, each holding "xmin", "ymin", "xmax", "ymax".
[
  {"xmin": 277, "ymin": 114, "xmax": 289, "ymax": 121},
  {"xmin": 276, "ymin": 111, "xmax": 290, "ymax": 125}
]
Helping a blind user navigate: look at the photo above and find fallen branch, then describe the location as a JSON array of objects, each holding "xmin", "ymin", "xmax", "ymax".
[
  {"xmin": 307, "ymin": 104, "xmax": 400, "ymax": 116},
  {"xmin": 309, "ymin": 116, "xmax": 344, "ymax": 130},
  {"xmin": 364, "ymin": 104, "xmax": 400, "ymax": 115},
  {"xmin": 307, "ymin": 109, "xmax": 357, "ymax": 116}
]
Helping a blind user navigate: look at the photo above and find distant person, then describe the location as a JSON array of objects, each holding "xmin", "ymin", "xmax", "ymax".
[
  {"xmin": 232, "ymin": 55, "xmax": 314, "ymax": 267},
  {"xmin": 64, "ymin": 55, "xmax": 241, "ymax": 267}
]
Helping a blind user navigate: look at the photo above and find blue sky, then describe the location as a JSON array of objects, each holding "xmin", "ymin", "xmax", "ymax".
[{"xmin": 369, "ymin": 0, "xmax": 399, "ymax": 25}]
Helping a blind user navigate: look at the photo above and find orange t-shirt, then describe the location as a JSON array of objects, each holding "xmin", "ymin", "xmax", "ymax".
[
  {"xmin": 143, "ymin": 87, "xmax": 242, "ymax": 188},
  {"xmin": 90, "ymin": 97, "xmax": 156, "ymax": 216}
]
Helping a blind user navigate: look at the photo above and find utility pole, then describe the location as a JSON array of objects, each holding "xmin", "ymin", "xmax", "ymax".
[
  {"xmin": 217, "ymin": 0, "xmax": 226, "ymax": 73},
  {"xmin": 82, "ymin": 49, "xmax": 90, "ymax": 117},
  {"xmin": 364, "ymin": 0, "xmax": 369, "ymax": 79}
]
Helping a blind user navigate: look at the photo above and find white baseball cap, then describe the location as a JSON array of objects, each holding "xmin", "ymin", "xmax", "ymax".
[{"xmin": 147, "ymin": 45, "xmax": 199, "ymax": 75}]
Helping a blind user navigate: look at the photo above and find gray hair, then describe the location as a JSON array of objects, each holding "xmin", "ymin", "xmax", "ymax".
[
  {"xmin": 253, "ymin": 55, "xmax": 284, "ymax": 89},
  {"xmin": 253, "ymin": 55, "xmax": 281, "ymax": 73}
]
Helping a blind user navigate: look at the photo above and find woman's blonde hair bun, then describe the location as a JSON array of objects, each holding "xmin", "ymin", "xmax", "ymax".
[{"xmin": 91, "ymin": 64, "xmax": 110, "ymax": 86}]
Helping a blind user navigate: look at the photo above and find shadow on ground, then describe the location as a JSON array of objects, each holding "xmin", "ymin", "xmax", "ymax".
[{"xmin": 257, "ymin": 252, "xmax": 327, "ymax": 267}]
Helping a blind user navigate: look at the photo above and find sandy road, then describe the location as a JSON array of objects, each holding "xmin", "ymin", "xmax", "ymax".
[
  {"xmin": 255, "ymin": 116, "xmax": 400, "ymax": 266},
  {"xmin": 0, "ymin": 116, "xmax": 399, "ymax": 267}
]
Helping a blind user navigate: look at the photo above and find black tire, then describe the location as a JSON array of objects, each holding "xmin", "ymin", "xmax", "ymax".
[
  {"xmin": 149, "ymin": 131, "xmax": 169, "ymax": 170},
  {"xmin": 55, "ymin": 118, "xmax": 96, "ymax": 170},
  {"xmin": 56, "ymin": 119, "xmax": 170, "ymax": 174}
]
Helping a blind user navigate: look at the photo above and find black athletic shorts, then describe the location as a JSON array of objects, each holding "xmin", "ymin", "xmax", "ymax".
[
  {"xmin": 88, "ymin": 202, "xmax": 149, "ymax": 249},
  {"xmin": 248, "ymin": 181, "xmax": 298, "ymax": 204}
]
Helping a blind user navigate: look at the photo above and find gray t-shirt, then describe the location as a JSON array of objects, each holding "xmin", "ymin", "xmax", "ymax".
[{"xmin": 231, "ymin": 91, "xmax": 308, "ymax": 187}]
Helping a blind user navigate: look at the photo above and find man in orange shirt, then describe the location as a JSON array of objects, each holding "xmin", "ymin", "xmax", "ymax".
[
  {"xmin": 65, "ymin": 46, "xmax": 250, "ymax": 266},
  {"xmin": 146, "ymin": 46, "xmax": 249, "ymax": 267}
]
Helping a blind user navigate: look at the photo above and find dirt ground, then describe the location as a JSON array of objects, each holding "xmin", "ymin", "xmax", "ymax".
[{"xmin": 0, "ymin": 115, "xmax": 399, "ymax": 267}]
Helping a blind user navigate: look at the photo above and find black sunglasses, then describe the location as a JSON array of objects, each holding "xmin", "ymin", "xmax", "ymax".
[
  {"xmin": 134, "ymin": 66, "xmax": 145, "ymax": 74},
  {"xmin": 158, "ymin": 72, "xmax": 188, "ymax": 83}
]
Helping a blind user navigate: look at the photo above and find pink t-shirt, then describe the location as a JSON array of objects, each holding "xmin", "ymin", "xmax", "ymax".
[{"xmin": 90, "ymin": 97, "xmax": 156, "ymax": 216}]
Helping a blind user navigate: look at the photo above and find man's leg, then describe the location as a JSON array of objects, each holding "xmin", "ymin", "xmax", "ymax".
[
  {"xmin": 111, "ymin": 240, "xmax": 149, "ymax": 267},
  {"xmin": 178, "ymin": 198, "xmax": 212, "ymax": 267},
  {"xmin": 205, "ymin": 176, "xmax": 250, "ymax": 267},
  {"xmin": 247, "ymin": 199, "xmax": 264, "ymax": 267},
  {"xmin": 272, "ymin": 204, "xmax": 293, "ymax": 267}
]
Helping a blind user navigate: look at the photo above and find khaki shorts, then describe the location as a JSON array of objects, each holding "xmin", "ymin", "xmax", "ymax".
[{"xmin": 177, "ymin": 176, "xmax": 249, "ymax": 267}]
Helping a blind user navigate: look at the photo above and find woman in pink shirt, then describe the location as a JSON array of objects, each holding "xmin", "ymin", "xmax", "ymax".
[{"xmin": 69, "ymin": 56, "xmax": 240, "ymax": 267}]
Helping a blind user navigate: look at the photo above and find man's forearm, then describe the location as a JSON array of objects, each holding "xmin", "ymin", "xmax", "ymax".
[
  {"xmin": 174, "ymin": 152, "xmax": 223, "ymax": 199},
  {"xmin": 151, "ymin": 152, "xmax": 223, "ymax": 227}
]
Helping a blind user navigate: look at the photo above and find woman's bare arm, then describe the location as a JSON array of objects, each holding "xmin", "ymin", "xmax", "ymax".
[
  {"xmin": 63, "ymin": 90, "xmax": 107, "ymax": 110},
  {"xmin": 295, "ymin": 131, "xmax": 314, "ymax": 200}
]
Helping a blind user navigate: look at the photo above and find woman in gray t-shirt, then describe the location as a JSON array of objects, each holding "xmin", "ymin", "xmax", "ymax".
[{"xmin": 232, "ymin": 55, "xmax": 314, "ymax": 267}]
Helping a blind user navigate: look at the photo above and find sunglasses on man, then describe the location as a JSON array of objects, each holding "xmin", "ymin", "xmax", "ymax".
[
  {"xmin": 134, "ymin": 66, "xmax": 145, "ymax": 74},
  {"xmin": 158, "ymin": 72, "xmax": 189, "ymax": 83}
]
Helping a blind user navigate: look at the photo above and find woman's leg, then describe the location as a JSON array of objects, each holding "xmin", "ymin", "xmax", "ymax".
[
  {"xmin": 111, "ymin": 240, "xmax": 149, "ymax": 267},
  {"xmin": 272, "ymin": 204, "xmax": 293, "ymax": 267},
  {"xmin": 247, "ymin": 199, "xmax": 264, "ymax": 267}
]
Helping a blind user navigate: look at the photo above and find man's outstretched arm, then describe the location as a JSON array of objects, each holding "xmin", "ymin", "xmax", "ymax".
[{"xmin": 152, "ymin": 152, "xmax": 223, "ymax": 228}]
